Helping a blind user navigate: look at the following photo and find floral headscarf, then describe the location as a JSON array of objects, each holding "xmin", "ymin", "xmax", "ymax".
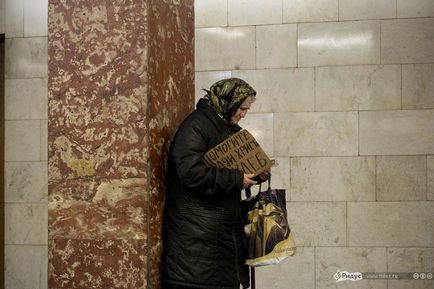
[{"xmin": 203, "ymin": 78, "xmax": 256, "ymax": 124}]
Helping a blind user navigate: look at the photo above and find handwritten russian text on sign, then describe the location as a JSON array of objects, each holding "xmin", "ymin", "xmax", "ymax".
[{"xmin": 203, "ymin": 130, "xmax": 271, "ymax": 176}]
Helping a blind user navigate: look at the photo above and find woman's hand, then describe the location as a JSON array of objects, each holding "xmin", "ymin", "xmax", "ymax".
[
  {"xmin": 243, "ymin": 173, "xmax": 257, "ymax": 189},
  {"xmin": 257, "ymin": 171, "xmax": 271, "ymax": 182}
]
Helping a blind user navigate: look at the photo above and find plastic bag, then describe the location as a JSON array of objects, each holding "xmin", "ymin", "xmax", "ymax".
[{"xmin": 241, "ymin": 180, "xmax": 296, "ymax": 267}]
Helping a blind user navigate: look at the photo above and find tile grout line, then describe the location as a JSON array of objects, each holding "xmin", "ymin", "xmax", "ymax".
[
  {"xmin": 375, "ymin": 156, "xmax": 378, "ymax": 201},
  {"xmin": 314, "ymin": 246, "xmax": 317, "ymax": 289},
  {"xmin": 386, "ymin": 245, "xmax": 389, "ymax": 289},
  {"xmin": 314, "ymin": 67, "xmax": 316, "ymax": 112},
  {"xmin": 346, "ymin": 201, "xmax": 349, "ymax": 247},
  {"xmin": 379, "ymin": 20, "xmax": 382, "ymax": 65},
  {"xmin": 426, "ymin": 155, "xmax": 428, "ymax": 201},
  {"xmin": 400, "ymin": 64, "xmax": 403, "ymax": 110}
]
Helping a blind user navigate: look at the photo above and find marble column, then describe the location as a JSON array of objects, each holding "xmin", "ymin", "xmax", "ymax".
[{"xmin": 48, "ymin": 1, "xmax": 194, "ymax": 288}]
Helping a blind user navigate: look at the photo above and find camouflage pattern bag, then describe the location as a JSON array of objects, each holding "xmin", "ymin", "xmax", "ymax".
[{"xmin": 241, "ymin": 178, "xmax": 296, "ymax": 267}]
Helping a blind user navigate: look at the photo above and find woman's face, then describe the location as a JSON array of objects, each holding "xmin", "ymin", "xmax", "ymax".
[{"xmin": 230, "ymin": 96, "xmax": 254, "ymax": 125}]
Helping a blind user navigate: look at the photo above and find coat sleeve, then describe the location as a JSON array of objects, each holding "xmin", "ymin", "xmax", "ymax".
[{"xmin": 170, "ymin": 121, "xmax": 244, "ymax": 198}]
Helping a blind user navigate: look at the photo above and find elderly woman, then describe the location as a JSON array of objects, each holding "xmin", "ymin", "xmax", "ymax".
[{"xmin": 163, "ymin": 78, "xmax": 261, "ymax": 289}]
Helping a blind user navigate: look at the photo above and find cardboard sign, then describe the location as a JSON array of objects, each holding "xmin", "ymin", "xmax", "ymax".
[{"xmin": 203, "ymin": 129, "xmax": 272, "ymax": 176}]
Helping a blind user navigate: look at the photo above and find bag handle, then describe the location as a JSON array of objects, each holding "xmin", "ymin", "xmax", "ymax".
[
  {"xmin": 258, "ymin": 173, "xmax": 272, "ymax": 192},
  {"xmin": 267, "ymin": 175, "xmax": 271, "ymax": 190},
  {"xmin": 245, "ymin": 186, "xmax": 252, "ymax": 198},
  {"xmin": 246, "ymin": 173, "xmax": 272, "ymax": 197}
]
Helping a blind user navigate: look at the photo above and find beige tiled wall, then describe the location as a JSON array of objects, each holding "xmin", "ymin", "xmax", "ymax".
[
  {"xmin": 316, "ymin": 247, "xmax": 388, "ymax": 289},
  {"xmin": 3, "ymin": 0, "xmax": 434, "ymax": 288},
  {"xmin": 195, "ymin": 0, "xmax": 434, "ymax": 288},
  {"xmin": 3, "ymin": 0, "xmax": 48, "ymax": 288},
  {"xmin": 316, "ymin": 65, "xmax": 401, "ymax": 111},
  {"xmin": 381, "ymin": 18, "xmax": 434, "ymax": 64},
  {"xmin": 195, "ymin": 26, "xmax": 256, "ymax": 71},
  {"xmin": 388, "ymin": 248, "xmax": 434, "ymax": 289},
  {"xmin": 402, "ymin": 64, "xmax": 434, "ymax": 109},
  {"xmin": 0, "ymin": 0, "xmax": 4, "ymax": 34},
  {"xmin": 298, "ymin": 21, "xmax": 381, "ymax": 66},
  {"xmin": 233, "ymin": 68, "xmax": 315, "ymax": 112},
  {"xmin": 283, "ymin": 0, "xmax": 338, "ymax": 23}
]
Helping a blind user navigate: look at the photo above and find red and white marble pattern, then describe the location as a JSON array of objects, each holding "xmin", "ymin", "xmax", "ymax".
[
  {"xmin": 49, "ymin": 239, "xmax": 147, "ymax": 289},
  {"xmin": 147, "ymin": 1, "xmax": 194, "ymax": 287},
  {"xmin": 48, "ymin": 0, "xmax": 194, "ymax": 288}
]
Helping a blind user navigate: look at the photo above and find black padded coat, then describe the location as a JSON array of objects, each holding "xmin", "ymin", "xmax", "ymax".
[{"xmin": 163, "ymin": 98, "xmax": 250, "ymax": 289}]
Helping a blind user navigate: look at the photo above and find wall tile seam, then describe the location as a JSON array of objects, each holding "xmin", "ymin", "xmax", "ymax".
[
  {"xmin": 288, "ymin": 155, "xmax": 380, "ymax": 158},
  {"xmin": 195, "ymin": 24, "xmax": 256, "ymax": 31},
  {"xmin": 265, "ymin": 154, "xmax": 433, "ymax": 159},
  {"xmin": 194, "ymin": 24, "xmax": 229, "ymax": 29},
  {"xmin": 346, "ymin": 200, "xmax": 434, "ymax": 203},
  {"xmin": 280, "ymin": 16, "xmax": 434, "ymax": 25},
  {"xmin": 386, "ymin": 244, "xmax": 389, "ymax": 276},
  {"xmin": 426, "ymin": 155, "xmax": 429, "ymax": 200},
  {"xmin": 4, "ymin": 202, "xmax": 48, "ymax": 205},
  {"xmin": 5, "ymin": 76, "xmax": 48, "ymax": 81},
  {"xmin": 290, "ymin": 199, "xmax": 431, "ymax": 202},
  {"xmin": 225, "ymin": 0, "xmax": 229, "ymax": 27},
  {"xmin": 288, "ymin": 156, "xmax": 292, "ymax": 201},
  {"xmin": 251, "ymin": 108, "xmax": 434, "ymax": 113},
  {"xmin": 313, "ymin": 66, "xmax": 316, "ymax": 112},
  {"xmin": 313, "ymin": 246, "xmax": 317, "ymax": 289},
  {"xmin": 254, "ymin": 25, "xmax": 257, "ymax": 70},
  {"xmin": 4, "ymin": 35, "xmax": 48, "ymax": 40},
  {"xmin": 295, "ymin": 23, "xmax": 299, "ymax": 68},
  {"xmin": 4, "ymin": 119, "xmax": 45, "ymax": 123},
  {"xmin": 246, "ymin": 23, "xmax": 296, "ymax": 29},
  {"xmin": 5, "ymin": 243, "xmax": 49, "ymax": 246},
  {"xmin": 286, "ymin": 200, "xmax": 434, "ymax": 204},
  {"xmin": 379, "ymin": 15, "xmax": 383, "ymax": 66},
  {"xmin": 277, "ymin": 155, "xmax": 363, "ymax": 159},
  {"xmin": 280, "ymin": 0, "xmax": 283, "ymax": 24},
  {"xmin": 287, "ymin": 155, "xmax": 434, "ymax": 157},
  {"xmin": 196, "ymin": 64, "xmax": 434, "ymax": 73},
  {"xmin": 312, "ymin": 245, "xmax": 434, "ymax": 248},
  {"xmin": 4, "ymin": 160, "xmax": 47, "ymax": 163},
  {"xmin": 345, "ymin": 201, "xmax": 349, "ymax": 247},
  {"xmin": 4, "ymin": 118, "xmax": 47, "ymax": 121},
  {"xmin": 200, "ymin": 62, "xmax": 404, "ymax": 73},
  {"xmin": 6, "ymin": 198, "xmax": 48, "ymax": 203},
  {"xmin": 22, "ymin": 33, "xmax": 49, "ymax": 38},
  {"xmin": 361, "ymin": 108, "xmax": 434, "ymax": 112},
  {"xmin": 4, "ymin": 244, "xmax": 48, "ymax": 247},
  {"xmin": 358, "ymin": 111, "xmax": 360, "ymax": 157},
  {"xmin": 5, "ymin": 76, "xmax": 48, "ymax": 80},
  {"xmin": 3, "ymin": 243, "xmax": 50, "ymax": 246},
  {"xmin": 4, "ymin": 5, "xmax": 24, "ymax": 37},
  {"xmin": 381, "ymin": 15, "xmax": 434, "ymax": 22},
  {"xmin": 296, "ymin": 62, "xmax": 434, "ymax": 69},
  {"xmin": 4, "ymin": 2, "xmax": 47, "ymax": 19},
  {"xmin": 194, "ymin": 63, "xmax": 434, "ymax": 73},
  {"xmin": 286, "ymin": 201, "xmax": 346, "ymax": 203},
  {"xmin": 227, "ymin": 21, "xmax": 284, "ymax": 28},
  {"xmin": 400, "ymin": 64, "xmax": 403, "ymax": 109},
  {"xmin": 201, "ymin": 5, "xmax": 434, "ymax": 28},
  {"xmin": 375, "ymin": 155, "xmax": 378, "ymax": 201},
  {"xmin": 4, "ymin": 75, "xmax": 48, "ymax": 80},
  {"xmin": 67, "ymin": 15, "xmax": 434, "ymax": 29}
]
